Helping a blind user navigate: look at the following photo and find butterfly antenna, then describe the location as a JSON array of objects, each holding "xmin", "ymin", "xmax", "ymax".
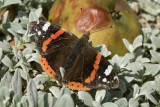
[
  {"xmin": 81, "ymin": 8, "xmax": 86, "ymax": 34},
  {"xmin": 90, "ymin": 25, "xmax": 114, "ymax": 34}
]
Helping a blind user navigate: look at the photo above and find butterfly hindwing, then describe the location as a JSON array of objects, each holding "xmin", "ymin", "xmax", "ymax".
[{"xmin": 62, "ymin": 33, "xmax": 119, "ymax": 90}]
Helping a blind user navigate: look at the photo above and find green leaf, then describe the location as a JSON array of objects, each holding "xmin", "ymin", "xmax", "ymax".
[
  {"xmin": 54, "ymin": 94, "xmax": 74, "ymax": 107},
  {"xmin": 58, "ymin": 87, "xmax": 71, "ymax": 98},
  {"xmin": 0, "ymin": 86, "xmax": 10, "ymax": 99},
  {"xmin": 120, "ymin": 53, "xmax": 134, "ymax": 68},
  {"xmin": 102, "ymin": 102, "xmax": 118, "ymax": 107},
  {"xmin": 35, "ymin": 8, "xmax": 42, "ymax": 19},
  {"xmin": 78, "ymin": 91, "xmax": 93, "ymax": 107},
  {"xmin": 2, "ymin": 10, "xmax": 10, "ymax": 24},
  {"xmin": 129, "ymin": 98, "xmax": 139, "ymax": 107},
  {"xmin": 0, "ymin": 41, "xmax": 11, "ymax": 52},
  {"xmin": 10, "ymin": 23, "xmax": 26, "ymax": 34},
  {"xmin": 38, "ymin": 92, "xmax": 54, "ymax": 107},
  {"xmin": 111, "ymin": 91, "xmax": 123, "ymax": 99},
  {"xmin": 33, "ymin": 74, "xmax": 48, "ymax": 90},
  {"xmin": 133, "ymin": 84, "xmax": 139, "ymax": 99},
  {"xmin": 11, "ymin": 68, "xmax": 22, "ymax": 96},
  {"xmin": 150, "ymin": 50, "xmax": 160, "ymax": 63},
  {"xmin": 29, "ymin": 8, "xmax": 42, "ymax": 22},
  {"xmin": 95, "ymin": 44, "xmax": 111, "ymax": 57},
  {"xmin": 122, "ymin": 72, "xmax": 135, "ymax": 83},
  {"xmin": 144, "ymin": 64, "xmax": 160, "ymax": 76},
  {"xmin": 95, "ymin": 89, "xmax": 106, "ymax": 102},
  {"xmin": 154, "ymin": 75, "xmax": 160, "ymax": 94},
  {"xmin": 140, "ymin": 102, "xmax": 150, "ymax": 107},
  {"xmin": 60, "ymin": 67, "xmax": 65, "ymax": 79},
  {"xmin": 123, "ymin": 38, "xmax": 134, "ymax": 53},
  {"xmin": 7, "ymin": 28, "xmax": 21, "ymax": 47},
  {"xmin": 49, "ymin": 86, "xmax": 60, "ymax": 98},
  {"xmin": 22, "ymin": 48, "xmax": 33, "ymax": 56},
  {"xmin": 135, "ymin": 56, "xmax": 150, "ymax": 63},
  {"xmin": 112, "ymin": 53, "xmax": 134, "ymax": 68},
  {"xmin": 26, "ymin": 53, "xmax": 39, "ymax": 63},
  {"xmin": 45, "ymin": 93, "xmax": 55, "ymax": 107},
  {"xmin": 115, "ymin": 98, "xmax": 127, "ymax": 107},
  {"xmin": 27, "ymin": 79, "xmax": 38, "ymax": 107},
  {"xmin": 126, "ymin": 62, "xmax": 142, "ymax": 72},
  {"xmin": 0, "ymin": 48, "xmax": 2, "ymax": 60},
  {"xmin": 92, "ymin": 101, "xmax": 103, "ymax": 107},
  {"xmin": 21, "ymin": 96, "xmax": 29, "ymax": 107},
  {"xmin": 13, "ymin": 46, "xmax": 18, "ymax": 59},
  {"xmin": 119, "ymin": 79, "xmax": 126, "ymax": 93},
  {"xmin": 2, "ymin": 0, "xmax": 21, "ymax": 8},
  {"xmin": 0, "ymin": 72, "xmax": 12, "ymax": 88},
  {"xmin": 19, "ymin": 65, "xmax": 28, "ymax": 80},
  {"xmin": 0, "ymin": 86, "xmax": 10, "ymax": 106},
  {"xmin": 24, "ymin": 44, "xmax": 36, "ymax": 50},
  {"xmin": 12, "ymin": 95, "xmax": 21, "ymax": 106},
  {"xmin": 1, "ymin": 55, "xmax": 13, "ymax": 69},
  {"xmin": 151, "ymin": 36, "xmax": 160, "ymax": 48},
  {"xmin": 140, "ymin": 81, "xmax": 155, "ymax": 95},
  {"xmin": 146, "ymin": 93, "xmax": 157, "ymax": 104},
  {"xmin": 133, "ymin": 35, "xmax": 143, "ymax": 49}
]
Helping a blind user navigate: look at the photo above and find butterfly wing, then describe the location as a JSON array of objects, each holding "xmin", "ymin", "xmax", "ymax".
[
  {"xmin": 30, "ymin": 21, "xmax": 78, "ymax": 81},
  {"xmin": 82, "ymin": 46, "xmax": 119, "ymax": 89},
  {"xmin": 62, "ymin": 34, "xmax": 119, "ymax": 90}
]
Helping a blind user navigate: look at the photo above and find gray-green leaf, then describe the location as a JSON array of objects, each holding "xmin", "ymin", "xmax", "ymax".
[
  {"xmin": 27, "ymin": 79, "xmax": 38, "ymax": 107},
  {"xmin": 95, "ymin": 89, "xmax": 106, "ymax": 102},
  {"xmin": 11, "ymin": 68, "xmax": 22, "ymax": 96},
  {"xmin": 102, "ymin": 102, "xmax": 118, "ymax": 107},
  {"xmin": 150, "ymin": 50, "xmax": 160, "ymax": 63},
  {"xmin": 0, "ymin": 41, "xmax": 11, "ymax": 52},
  {"xmin": 1, "ymin": 55, "xmax": 13, "ymax": 69},
  {"xmin": 54, "ymin": 94, "xmax": 74, "ymax": 107},
  {"xmin": 78, "ymin": 91, "xmax": 93, "ymax": 107},
  {"xmin": 115, "ymin": 98, "xmax": 127, "ymax": 107},
  {"xmin": 129, "ymin": 98, "xmax": 139, "ymax": 107}
]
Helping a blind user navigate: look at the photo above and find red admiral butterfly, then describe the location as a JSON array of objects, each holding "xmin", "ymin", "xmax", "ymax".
[{"xmin": 30, "ymin": 21, "xmax": 119, "ymax": 90}]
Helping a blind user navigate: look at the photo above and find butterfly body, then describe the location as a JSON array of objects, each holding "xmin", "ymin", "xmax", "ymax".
[{"xmin": 30, "ymin": 21, "xmax": 119, "ymax": 90}]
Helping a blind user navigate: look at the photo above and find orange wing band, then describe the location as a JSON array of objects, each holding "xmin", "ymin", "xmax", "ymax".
[
  {"xmin": 67, "ymin": 82, "xmax": 90, "ymax": 90},
  {"xmin": 39, "ymin": 55, "xmax": 56, "ymax": 78},
  {"xmin": 42, "ymin": 28, "xmax": 65, "ymax": 52},
  {"xmin": 85, "ymin": 52, "xmax": 102, "ymax": 83}
]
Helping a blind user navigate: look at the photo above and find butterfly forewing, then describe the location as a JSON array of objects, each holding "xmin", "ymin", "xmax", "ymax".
[{"xmin": 30, "ymin": 21, "xmax": 78, "ymax": 81}]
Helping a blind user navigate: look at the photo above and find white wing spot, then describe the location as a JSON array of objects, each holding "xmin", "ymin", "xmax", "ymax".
[
  {"xmin": 102, "ymin": 78, "xmax": 107, "ymax": 82},
  {"xmin": 104, "ymin": 65, "xmax": 113, "ymax": 76},
  {"xmin": 114, "ymin": 76, "xmax": 118, "ymax": 80},
  {"xmin": 42, "ymin": 22, "xmax": 50, "ymax": 32},
  {"xmin": 38, "ymin": 31, "xmax": 41, "ymax": 35},
  {"xmin": 107, "ymin": 81, "xmax": 110, "ymax": 83},
  {"xmin": 98, "ymin": 76, "xmax": 101, "ymax": 79}
]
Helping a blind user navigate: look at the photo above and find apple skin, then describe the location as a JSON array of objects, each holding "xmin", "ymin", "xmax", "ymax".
[{"xmin": 48, "ymin": 0, "xmax": 141, "ymax": 56}]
